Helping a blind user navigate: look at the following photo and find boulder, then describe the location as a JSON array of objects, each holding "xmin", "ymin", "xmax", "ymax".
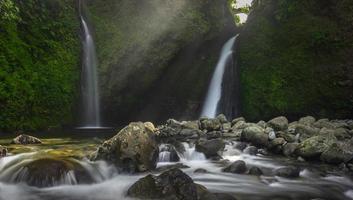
[
  {"xmin": 313, "ymin": 119, "xmax": 334, "ymax": 129},
  {"xmin": 10, "ymin": 158, "xmax": 93, "ymax": 187},
  {"xmin": 248, "ymin": 166, "xmax": 263, "ymax": 176},
  {"xmin": 234, "ymin": 142, "xmax": 247, "ymax": 151},
  {"xmin": 295, "ymin": 124, "xmax": 320, "ymax": 141},
  {"xmin": 91, "ymin": 122, "xmax": 159, "ymax": 173},
  {"xmin": 268, "ymin": 116, "xmax": 288, "ymax": 131},
  {"xmin": 181, "ymin": 121, "xmax": 200, "ymax": 130},
  {"xmin": 269, "ymin": 138, "xmax": 286, "ymax": 149},
  {"xmin": 296, "ymin": 134, "xmax": 337, "ymax": 159},
  {"xmin": 205, "ymin": 131, "xmax": 222, "ymax": 139},
  {"xmin": 282, "ymin": 143, "xmax": 299, "ymax": 157},
  {"xmin": 241, "ymin": 125, "xmax": 269, "ymax": 147},
  {"xmin": 200, "ymin": 118, "xmax": 221, "ymax": 131},
  {"xmin": 298, "ymin": 116, "xmax": 316, "ymax": 126},
  {"xmin": 257, "ymin": 120, "xmax": 267, "ymax": 128},
  {"xmin": 320, "ymin": 141, "xmax": 353, "ymax": 164},
  {"xmin": 216, "ymin": 114, "xmax": 228, "ymax": 123},
  {"xmin": 274, "ymin": 166, "xmax": 300, "ymax": 178},
  {"xmin": 127, "ymin": 168, "xmax": 214, "ymax": 200},
  {"xmin": 12, "ymin": 134, "xmax": 42, "ymax": 145},
  {"xmin": 231, "ymin": 117, "xmax": 245, "ymax": 126},
  {"xmin": 196, "ymin": 139, "xmax": 225, "ymax": 158},
  {"xmin": 194, "ymin": 168, "xmax": 208, "ymax": 174},
  {"xmin": 179, "ymin": 129, "xmax": 201, "ymax": 139},
  {"xmin": 0, "ymin": 145, "xmax": 7, "ymax": 157},
  {"xmin": 222, "ymin": 123, "xmax": 232, "ymax": 131},
  {"xmin": 277, "ymin": 131, "xmax": 296, "ymax": 143},
  {"xmin": 243, "ymin": 146, "xmax": 258, "ymax": 155},
  {"xmin": 223, "ymin": 160, "xmax": 247, "ymax": 174}
]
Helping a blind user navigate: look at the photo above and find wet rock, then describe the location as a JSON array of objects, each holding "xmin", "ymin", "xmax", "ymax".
[
  {"xmin": 91, "ymin": 122, "xmax": 159, "ymax": 173},
  {"xmin": 206, "ymin": 131, "xmax": 222, "ymax": 139},
  {"xmin": 223, "ymin": 160, "xmax": 247, "ymax": 174},
  {"xmin": 12, "ymin": 134, "xmax": 42, "ymax": 145},
  {"xmin": 282, "ymin": 143, "xmax": 299, "ymax": 157},
  {"xmin": 296, "ymin": 134, "xmax": 337, "ymax": 159},
  {"xmin": 244, "ymin": 146, "xmax": 258, "ymax": 155},
  {"xmin": 200, "ymin": 118, "xmax": 222, "ymax": 131},
  {"xmin": 249, "ymin": 166, "xmax": 263, "ymax": 176},
  {"xmin": 159, "ymin": 144, "xmax": 180, "ymax": 162},
  {"xmin": 313, "ymin": 119, "xmax": 334, "ymax": 129},
  {"xmin": 194, "ymin": 168, "xmax": 208, "ymax": 173},
  {"xmin": 333, "ymin": 128, "xmax": 351, "ymax": 140},
  {"xmin": 320, "ymin": 141, "xmax": 353, "ymax": 164},
  {"xmin": 181, "ymin": 120, "xmax": 200, "ymax": 130},
  {"xmin": 10, "ymin": 158, "xmax": 93, "ymax": 187},
  {"xmin": 127, "ymin": 168, "xmax": 213, "ymax": 200},
  {"xmin": 268, "ymin": 130, "xmax": 276, "ymax": 140},
  {"xmin": 269, "ymin": 138, "xmax": 286, "ymax": 149},
  {"xmin": 222, "ymin": 123, "xmax": 232, "ymax": 131},
  {"xmin": 231, "ymin": 121, "xmax": 246, "ymax": 131},
  {"xmin": 257, "ymin": 120, "xmax": 267, "ymax": 128},
  {"xmin": 298, "ymin": 116, "xmax": 316, "ymax": 126},
  {"xmin": 241, "ymin": 125, "xmax": 269, "ymax": 147},
  {"xmin": 277, "ymin": 131, "xmax": 296, "ymax": 142},
  {"xmin": 234, "ymin": 142, "xmax": 247, "ymax": 151},
  {"xmin": 268, "ymin": 116, "xmax": 288, "ymax": 131},
  {"xmin": 295, "ymin": 124, "xmax": 320, "ymax": 141},
  {"xmin": 217, "ymin": 114, "xmax": 228, "ymax": 123},
  {"xmin": 0, "ymin": 145, "xmax": 7, "ymax": 157},
  {"xmin": 179, "ymin": 129, "xmax": 201, "ymax": 139},
  {"xmin": 156, "ymin": 163, "xmax": 190, "ymax": 172},
  {"xmin": 196, "ymin": 139, "xmax": 225, "ymax": 158},
  {"xmin": 231, "ymin": 117, "xmax": 245, "ymax": 126},
  {"xmin": 274, "ymin": 166, "xmax": 300, "ymax": 178}
]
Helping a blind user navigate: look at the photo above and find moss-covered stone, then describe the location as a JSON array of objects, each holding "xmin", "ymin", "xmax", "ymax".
[{"xmin": 238, "ymin": 0, "xmax": 353, "ymax": 121}]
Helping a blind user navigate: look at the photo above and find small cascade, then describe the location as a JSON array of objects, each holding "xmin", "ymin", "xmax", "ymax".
[
  {"xmin": 201, "ymin": 35, "xmax": 239, "ymax": 118},
  {"xmin": 179, "ymin": 142, "xmax": 206, "ymax": 161},
  {"xmin": 0, "ymin": 153, "xmax": 115, "ymax": 187},
  {"xmin": 78, "ymin": 0, "xmax": 101, "ymax": 128}
]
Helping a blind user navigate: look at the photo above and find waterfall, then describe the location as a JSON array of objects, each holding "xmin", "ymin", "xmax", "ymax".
[
  {"xmin": 79, "ymin": 0, "xmax": 101, "ymax": 128},
  {"xmin": 201, "ymin": 35, "xmax": 239, "ymax": 118}
]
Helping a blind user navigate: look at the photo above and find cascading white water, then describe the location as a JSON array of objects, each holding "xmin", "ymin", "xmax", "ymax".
[
  {"xmin": 79, "ymin": 0, "xmax": 101, "ymax": 128},
  {"xmin": 201, "ymin": 35, "xmax": 239, "ymax": 118}
]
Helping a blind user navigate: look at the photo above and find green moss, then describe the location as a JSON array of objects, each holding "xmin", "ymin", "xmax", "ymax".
[
  {"xmin": 239, "ymin": 0, "xmax": 353, "ymax": 121},
  {"xmin": 0, "ymin": 0, "xmax": 80, "ymax": 131}
]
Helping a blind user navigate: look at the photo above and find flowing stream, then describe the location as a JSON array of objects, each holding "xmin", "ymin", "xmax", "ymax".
[
  {"xmin": 79, "ymin": 0, "xmax": 101, "ymax": 128},
  {"xmin": 201, "ymin": 35, "xmax": 239, "ymax": 118},
  {"xmin": 1, "ymin": 139, "xmax": 351, "ymax": 200}
]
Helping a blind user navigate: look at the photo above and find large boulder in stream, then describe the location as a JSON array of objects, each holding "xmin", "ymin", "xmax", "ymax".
[
  {"xmin": 268, "ymin": 116, "xmax": 289, "ymax": 131},
  {"xmin": 8, "ymin": 158, "xmax": 93, "ymax": 187},
  {"xmin": 241, "ymin": 125, "xmax": 269, "ymax": 147},
  {"xmin": 296, "ymin": 134, "xmax": 337, "ymax": 159},
  {"xmin": 196, "ymin": 139, "xmax": 225, "ymax": 158},
  {"xmin": 127, "ymin": 168, "xmax": 216, "ymax": 200},
  {"xmin": 91, "ymin": 122, "xmax": 159, "ymax": 173},
  {"xmin": 11, "ymin": 134, "xmax": 42, "ymax": 145}
]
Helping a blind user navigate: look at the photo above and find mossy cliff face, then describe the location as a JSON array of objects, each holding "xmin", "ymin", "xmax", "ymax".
[
  {"xmin": 86, "ymin": 0, "xmax": 236, "ymax": 125},
  {"xmin": 0, "ymin": 0, "xmax": 80, "ymax": 131},
  {"xmin": 239, "ymin": 0, "xmax": 353, "ymax": 121}
]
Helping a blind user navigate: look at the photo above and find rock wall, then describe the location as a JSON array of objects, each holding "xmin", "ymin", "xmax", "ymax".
[
  {"xmin": 86, "ymin": 0, "xmax": 237, "ymax": 126},
  {"xmin": 238, "ymin": 0, "xmax": 353, "ymax": 121}
]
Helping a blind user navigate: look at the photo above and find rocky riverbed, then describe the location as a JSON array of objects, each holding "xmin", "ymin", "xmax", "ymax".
[{"xmin": 0, "ymin": 115, "xmax": 353, "ymax": 200}]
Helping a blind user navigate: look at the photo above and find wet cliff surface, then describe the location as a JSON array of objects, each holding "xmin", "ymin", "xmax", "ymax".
[{"xmin": 86, "ymin": 0, "xmax": 237, "ymax": 126}]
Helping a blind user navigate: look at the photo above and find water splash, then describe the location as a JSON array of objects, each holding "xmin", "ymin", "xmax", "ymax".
[{"xmin": 201, "ymin": 35, "xmax": 239, "ymax": 118}]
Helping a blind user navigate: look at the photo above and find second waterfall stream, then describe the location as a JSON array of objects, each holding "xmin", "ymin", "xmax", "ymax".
[{"xmin": 201, "ymin": 35, "xmax": 239, "ymax": 118}]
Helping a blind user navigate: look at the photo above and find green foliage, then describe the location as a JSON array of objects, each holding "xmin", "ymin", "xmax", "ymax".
[
  {"xmin": 239, "ymin": 0, "xmax": 353, "ymax": 121},
  {"xmin": 0, "ymin": 0, "xmax": 80, "ymax": 131}
]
